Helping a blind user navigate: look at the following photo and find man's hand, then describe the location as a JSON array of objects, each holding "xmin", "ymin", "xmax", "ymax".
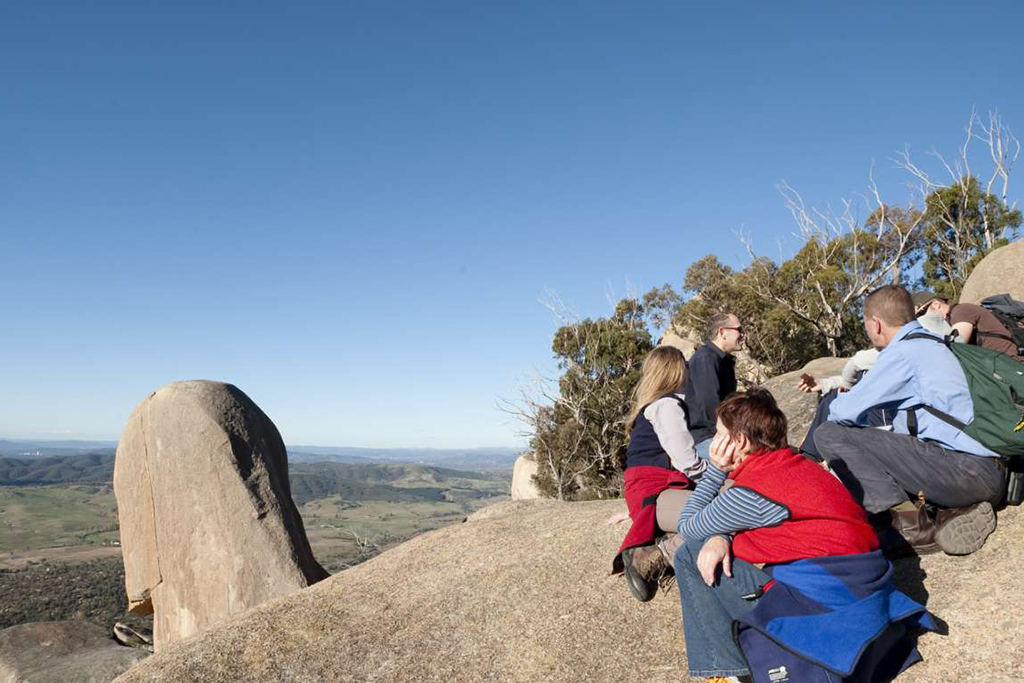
[
  {"xmin": 697, "ymin": 536, "xmax": 732, "ymax": 586},
  {"xmin": 797, "ymin": 373, "xmax": 820, "ymax": 393}
]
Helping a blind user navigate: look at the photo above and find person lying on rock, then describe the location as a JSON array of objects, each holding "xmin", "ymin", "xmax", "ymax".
[
  {"xmin": 814, "ymin": 285, "xmax": 1004, "ymax": 556},
  {"xmin": 613, "ymin": 345, "xmax": 707, "ymax": 603},
  {"xmin": 674, "ymin": 389, "xmax": 934, "ymax": 683},
  {"xmin": 795, "ymin": 310, "xmax": 952, "ymax": 461},
  {"xmin": 912, "ymin": 291, "xmax": 1023, "ymax": 361}
]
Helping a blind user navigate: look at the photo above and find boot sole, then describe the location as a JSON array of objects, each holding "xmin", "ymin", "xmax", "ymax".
[
  {"xmin": 934, "ymin": 502, "xmax": 996, "ymax": 556},
  {"xmin": 621, "ymin": 548, "xmax": 656, "ymax": 603}
]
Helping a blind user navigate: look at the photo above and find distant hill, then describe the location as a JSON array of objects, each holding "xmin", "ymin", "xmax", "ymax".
[
  {"xmin": 0, "ymin": 452, "xmax": 116, "ymax": 485},
  {"xmin": 287, "ymin": 461, "xmax": 506, "ymax": 506},
  {"xmin": 287, "ymin": 446, "xmax": 521, "ymax": 471},
  {"xmin": 0, "ymin": 453, "xmax": 509, "ymax": 507},
  {"xmin": 0, "ymin": 439, "xmax": 520, "ymax": 471}
]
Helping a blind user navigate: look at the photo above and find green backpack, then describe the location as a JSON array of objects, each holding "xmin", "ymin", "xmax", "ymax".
[{"xmin": 905, "ymin": 332, "xmax": 1024, "ymax": 457}]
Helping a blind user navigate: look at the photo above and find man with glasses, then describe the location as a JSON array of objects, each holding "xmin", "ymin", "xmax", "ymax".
[{"xmin": 685, "ymin": 312, "xmax": 745, "ymax": 460}]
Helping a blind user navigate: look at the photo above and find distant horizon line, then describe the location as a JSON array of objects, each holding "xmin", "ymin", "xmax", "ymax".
[{"xmin": 0, "ymin": 437, "xmax": 525, "ymax": 452}]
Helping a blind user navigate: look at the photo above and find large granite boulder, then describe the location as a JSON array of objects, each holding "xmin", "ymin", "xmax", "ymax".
[
  {"xmin": 959, "ymin": 238, "xmax": 1024, "ymax": 304},
  {"xmin": 114, "ymin": 380, "xmax": 328, "ymax": 652},
  {"xmin": 658, "ymin": 329, "xmax": 698, "ymax": 358},
  {"xmin": 0, "ymin": 620, "xmax": 147, "ymax": 683},
  {"xmin": 510, "ymin": 454, "xmax": 541, "ymax": 500},
  {"xmin": 112, "ymin": 497, "xmax": 1024, "ymax": 683},
  {"xmin": 761, "ymin": 357, "xmax": 848, "ymax": 446}
]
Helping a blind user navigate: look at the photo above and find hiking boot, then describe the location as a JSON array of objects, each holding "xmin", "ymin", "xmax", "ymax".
[
  {"xmin": 621, "ymin": 545, "xmax": 662, "ymax": 603},
  {"xmin": 934, "ymin": 501, "xmax": 997, "ymax": 555},
  {"xmin": 875, "ymin": 495, "xmax": 940, "ymax": 557},
  {"xmin": 633, "ymin": 543, "xmax": 668, "ymax": 580}
]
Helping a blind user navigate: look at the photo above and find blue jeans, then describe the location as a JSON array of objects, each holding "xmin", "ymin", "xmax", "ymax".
[
  {"xmin": 674, "ymin": 538, "xmax": 771, "ymax": 677},
  {"xmin": 695, "ymin": 438, "xmax": 712, "ymax": 462}
]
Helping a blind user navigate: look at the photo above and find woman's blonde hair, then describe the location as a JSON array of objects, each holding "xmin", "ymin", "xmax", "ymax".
[{"xmin": 626, "ymin": 346, "xmax": 688, "ymax": 432}]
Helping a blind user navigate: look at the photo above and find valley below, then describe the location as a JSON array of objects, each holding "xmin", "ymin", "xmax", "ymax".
[{"xmin": 0, "ymin": 452, "xmax": 511, "ymax": 631}]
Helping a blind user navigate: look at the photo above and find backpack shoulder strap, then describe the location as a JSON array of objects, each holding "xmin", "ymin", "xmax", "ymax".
[
  {"xmin": 975, "ymin": 329, "xmax": 1016, "ymax": 344},
  {"xmin": 904, "ymin": 332, "xmax": 951, "ymax": 345},
  {"xmin": 899, "ymin": 333, "xmax": 968, "ymax": 434}
]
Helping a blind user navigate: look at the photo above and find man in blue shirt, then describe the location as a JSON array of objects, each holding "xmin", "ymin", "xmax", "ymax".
[{"xmin": 813, "ymin": 285, "xmax": 1004, "ymax": 556}]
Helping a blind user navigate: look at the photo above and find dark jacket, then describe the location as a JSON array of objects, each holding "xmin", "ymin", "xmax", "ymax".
[{"xmin": 684, "ymin": 342, "xmax": 737, "ymax": 443}]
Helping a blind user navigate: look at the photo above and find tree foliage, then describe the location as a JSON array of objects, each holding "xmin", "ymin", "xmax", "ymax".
[
  {"xmin": 920, "ymin": 176, "xmax": 1021, "ymax": 299},
  {"xmin": 519, "ymin": 299, "xmax": 654, "ymax": 501},
  {"xmin": 515, "ymin": 110, "xmax": 1021, "ymax": 501}
]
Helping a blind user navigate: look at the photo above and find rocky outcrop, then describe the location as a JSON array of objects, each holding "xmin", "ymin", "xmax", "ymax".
[
  {"xmin": 113, "ymin": 496, "xmax": 1023, "ymax": 683},
  {"xmin": 510, "ymin": 454, "xmax": 541, "ymax": 500},
  {"xmin": 959, "ymin": 238, "xmax": 1024, "ymax": 304},
  {"xmin": 761, "ymin": 357, "xmax": 848, "ymax": 446},
  {"xmin": 0, "ymin": 620, "xmax": 147, "ymax": 683},
  {"xmin": 658, "ymin": 328, "xmax": 698, "ymax": 358},
  {"xmin": 113, "ymin": 381, "xmax": 328, "ymax": 652}
]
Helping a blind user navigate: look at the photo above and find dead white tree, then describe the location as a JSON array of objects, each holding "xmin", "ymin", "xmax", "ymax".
[
  {"xmin": 893, "ymin": 108, "xmax": 1019, "ymax": 295},
  {"xmin": 739, "ymin": 168, "xmax": 922, "ymax": 356},
  {"xmin": 498, "ymin": 373, "xmax": 599, "ymax": 502}
]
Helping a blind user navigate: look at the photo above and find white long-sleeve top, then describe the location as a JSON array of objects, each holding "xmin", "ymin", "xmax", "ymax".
[{"xmin": 643, "ymin": 392, "xmax": 708, "ymax": 479}]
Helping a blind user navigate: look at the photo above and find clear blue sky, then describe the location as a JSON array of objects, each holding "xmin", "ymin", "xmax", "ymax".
[{"xmin": 4, "ymin": 2, "xmax": 1023, "ymax": 447}]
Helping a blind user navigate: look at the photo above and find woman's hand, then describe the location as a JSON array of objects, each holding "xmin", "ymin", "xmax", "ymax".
[
  {"xmin": 709, "ymin": 432, "xmax": 740, "ymax": 472},
  {"xmin": 697, "ymin": 536, "xmax": 732, "ymax": 586}
]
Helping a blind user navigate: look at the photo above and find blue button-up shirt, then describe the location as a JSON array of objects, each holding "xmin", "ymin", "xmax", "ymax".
[{"xmin": 827, "ymin": 321, "xmax": 997, "ymax": 457}]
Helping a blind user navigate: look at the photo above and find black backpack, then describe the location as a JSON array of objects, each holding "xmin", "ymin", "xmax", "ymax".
[{"xmin": 979, "ymin": 293, "xmax": 1024, "ymax": 356}]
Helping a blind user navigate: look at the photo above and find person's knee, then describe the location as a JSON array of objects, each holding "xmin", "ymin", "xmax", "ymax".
[
  {"xmin": 813, "ymin": 420, "xmax": 845, "ymax": 457},
  {"xmin": 673, "ymin": 537, "xmax": 704, "ymax": 575}
]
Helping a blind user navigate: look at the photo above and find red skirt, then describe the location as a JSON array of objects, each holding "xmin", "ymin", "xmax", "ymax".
[{"xmin": 611, "ymin": 465, "xmax": 691, "ymax": 574}]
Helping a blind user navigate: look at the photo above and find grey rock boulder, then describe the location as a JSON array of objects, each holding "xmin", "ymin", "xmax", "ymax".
[
  {"xmin": 0, "ymin": 620, "xmax": 147, "ymax": 683},
  {"xmin": 760, "ymin": 357, "xmax": 848, "ymax": 446},
  {"xmin": 113, "ymin": 380, "xmax": 328, "ymax": 652},
  {"xmin": 959, "ymin": 238, "xmax": 1024, "ymax": 304},
  {"xmin": 510, "ymin": 454, "xmax": 541, "ymax": 500},
  {"xmin": 111, "ymin": 496, "xmax": 1024, "ymax": 683}
]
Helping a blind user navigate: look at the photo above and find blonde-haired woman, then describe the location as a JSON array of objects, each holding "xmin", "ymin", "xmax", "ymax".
[{"xmin": 614, "ymin": 345, "xmax": 707, "ymax": 602}]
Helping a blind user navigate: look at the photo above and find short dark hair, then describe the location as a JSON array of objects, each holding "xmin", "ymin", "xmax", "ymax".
[
  {"xmin": 715, "ymin": 388, "xmax": 788, "ymax": 452},
  {"xmin": 863, "ymin": 285, "xmax": 915, "ymax": 327},
  {"xmin": 706, "ymin": 312, "xmax": 734, "ymax": 342}
]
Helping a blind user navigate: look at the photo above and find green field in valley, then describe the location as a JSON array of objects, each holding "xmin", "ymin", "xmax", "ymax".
[{"xmin": 0, "ymin": 485, "xmax": 119, "ymax": 553}]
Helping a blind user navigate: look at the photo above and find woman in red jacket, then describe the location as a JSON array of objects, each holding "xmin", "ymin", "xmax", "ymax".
[{"xmin": 674, "ymin": 389, "xmax": 930, "ymax": 683}]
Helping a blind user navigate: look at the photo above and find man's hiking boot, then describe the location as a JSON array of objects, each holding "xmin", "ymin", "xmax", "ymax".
[
  {"xmin": 875, "ymin": 494, "xmax": 940, "ymax": 557},
  {"xmin": 621, "ymin": 544, "xmax": 665, "ymax": 602},
  {"xmin": 934, "ymin": 501, "xmax": 997, "ymax": 556}
]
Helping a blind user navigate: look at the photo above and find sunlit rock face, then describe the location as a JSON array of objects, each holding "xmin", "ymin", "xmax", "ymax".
[{"xmin": 114, "ymin": 380, "xmax": 327, "ymax": 651}]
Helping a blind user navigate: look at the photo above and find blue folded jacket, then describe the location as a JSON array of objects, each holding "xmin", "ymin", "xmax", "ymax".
[{"xmin": 736, "ymin": 551, "xmax": 935, "ymax": 683}]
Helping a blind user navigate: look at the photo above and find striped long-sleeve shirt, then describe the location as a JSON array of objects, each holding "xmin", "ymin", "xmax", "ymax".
[{"xmin": 677, "ymin": 464, "xmax": 788, "ymax": 542}]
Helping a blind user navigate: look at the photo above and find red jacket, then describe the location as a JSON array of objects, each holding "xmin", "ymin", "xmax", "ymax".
[
  {"xmin": 729, "ymin": 447, "xmax": 878, "ymax": 565},
  {"xmin": 612, "ymin": 465, "xmax": 691, "ymax": 574}
]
